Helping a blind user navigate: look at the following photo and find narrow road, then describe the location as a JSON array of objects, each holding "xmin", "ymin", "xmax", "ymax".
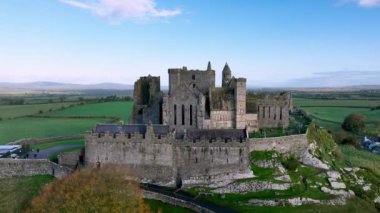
[
  {"xmin": 141, "ymin": 183, "xmax": 237, "ymax": 213},
  {"xmin": 26, "ymin": 144, "xmax": 82, "ymax": 159}
]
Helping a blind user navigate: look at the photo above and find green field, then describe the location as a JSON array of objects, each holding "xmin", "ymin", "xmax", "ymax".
[
  {"xmin": 294, "ymin": 98, "xmax": 380, "ymax": 108},
  {"xmin": 0, "ymin": 102, "xmax": 78, "ymax": 119},
  {"xmin": 0, "ymin": 175, "xmax": 54, "ymax": 212},
  {"xmin": 294, "ymin": 98, "xmax": 380, "ymax": 132},
  {"xmin": 0, "ymin": 101, "xmax": 133, "ymax": 144},
  {"xmin": 0, "ymin": 117, "xmax": 109, "ymax": 144},
  {"xmin": 31, "ymin": 138, "xmax": 84, "ymax": 150},
  {"xmin": 45, "ymin": 101, "xmax": 133, "ymax": 122}
]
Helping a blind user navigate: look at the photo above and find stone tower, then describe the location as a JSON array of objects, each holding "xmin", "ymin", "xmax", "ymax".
[
  {"xmin": 235, "ymin": 78, "xmax": 247, "ymax": 129},
  {"xmin": 222, "ymin": 63, "xmax": 232, "ymax": 87}
]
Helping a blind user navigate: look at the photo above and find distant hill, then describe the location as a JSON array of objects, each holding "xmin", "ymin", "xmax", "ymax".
[{"xmin": 0, "ymin": 82, "xmax": 134, "ymax": 90}]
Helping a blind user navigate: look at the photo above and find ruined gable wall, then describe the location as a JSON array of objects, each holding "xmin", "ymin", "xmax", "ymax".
[
  {"xmin": 131, "ymin": 76, "xmax": 162, "ymax": 124},
  {"xmin": 210, "ymin": 111, "xmax": 235, "ymax": 129},
  {"xmin": 256, "ymin": 93, "xmax": 291, "ymax": 129}
]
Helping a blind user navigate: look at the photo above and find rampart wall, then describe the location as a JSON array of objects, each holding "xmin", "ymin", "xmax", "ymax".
[
  {"xmin": 248, "ymin": 133, "xmax": 308, "ymax": 154},
  {"xmin": 85, "ymin": 133, "xmax": 253, "ymax": 187}
]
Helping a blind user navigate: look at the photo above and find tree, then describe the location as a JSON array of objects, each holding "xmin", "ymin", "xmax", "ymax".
[
  {"xmin": 341, "ymin": 113, "xmax": 366, "ymax": 132},
  {"xmin": 29, "ymin": 166, "xmax": 150, "ymax": 213}
]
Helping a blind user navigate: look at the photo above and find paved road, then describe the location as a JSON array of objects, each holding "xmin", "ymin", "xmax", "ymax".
[
  {"xmin": 26, "ymin": 144, "xmax": 82, "ymax": 159},
  {"xmin": 141, "ymin": 183, "xmax": 237, "ymax": 213}
]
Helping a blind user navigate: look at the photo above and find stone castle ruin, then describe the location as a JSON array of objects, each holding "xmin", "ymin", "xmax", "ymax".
[
  {"xmin": 130, "ymin": 62, "xmax": 291, "ymax": 132},
  {"xmin": 85, "ymin": 62, "xmax": 294, "ymax": 187}
]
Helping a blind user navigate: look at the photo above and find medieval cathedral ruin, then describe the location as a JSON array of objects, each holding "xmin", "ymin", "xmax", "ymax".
[
  {"xmin": 85, "ymin": 62, "xmax": 293, "ymax": 186},
  {"xmin": 131, "ymin": 62, "xmax": 291, "ymax": 134}
]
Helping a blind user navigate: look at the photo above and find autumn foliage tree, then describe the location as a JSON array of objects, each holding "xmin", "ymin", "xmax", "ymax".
[
  {"xmin": 342, "ymin": 113, "xmax": 366, "ymax": 132},
  {"xmin": 29, "ymin": 166, "xmax": 150, "ymax": 213}
]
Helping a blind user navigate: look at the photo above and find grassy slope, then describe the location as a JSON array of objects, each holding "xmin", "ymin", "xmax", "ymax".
[
  {"xmin": 0, "ymin": 175, "xmax": 54, "ymax": 212},
  {"xmin": 0, "ymin": 117, "xmax": 109, "ymax": 144},
  {"xmin": 0, "ymin": 102, "xmax": 77, "ymax": 119},
  {"xmin": 341, "ymin": 145, "xmax": 380, "ymax": 176},
  {"xmin": 45, "ymin": 101, "xmax": 133, "ymax": 123}
]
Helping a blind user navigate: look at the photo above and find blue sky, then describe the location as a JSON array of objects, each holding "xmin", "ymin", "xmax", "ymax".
[{"xmin": 0, "ymin": 0, "xmax": 380, "ymax": 87}]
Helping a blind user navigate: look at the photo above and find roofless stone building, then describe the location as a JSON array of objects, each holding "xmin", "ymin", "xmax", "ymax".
[{"xmin": 85, "ymin": 62, "xmax": 293, "ymax": 187}]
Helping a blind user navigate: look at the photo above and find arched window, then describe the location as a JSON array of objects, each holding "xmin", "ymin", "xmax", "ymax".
[
  {"xmin": 280, "ymin": 107, "xmax": 283, "ymax": 120},
  {"xmin": 190, "ymin": 105, "xmax": 193, "ymax": 126},
  {"xmin": 182, "ymin": 105, "xmax": 185, "ymax": 125},
  {"xmin": 174, "ymin": 104, "xmax": 177, "ymax": 125},
  {"xmin": 263, "ymin": 106, "xmax": 266, "ymax": 118},
  {"xmin": 269, "ymin": 107, "xmax": 271, "ymax": 118}
]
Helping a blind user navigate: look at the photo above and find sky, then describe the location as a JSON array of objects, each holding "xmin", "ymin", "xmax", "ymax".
[{"xmin": 0, "ymin": 0, "xmax": 380, "ymax": 87}]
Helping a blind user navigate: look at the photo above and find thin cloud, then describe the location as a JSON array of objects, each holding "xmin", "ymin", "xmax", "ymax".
[
  {"xmin": 60, "ymin": 0, "xmax": 182, "ymax": 22},
  {"xmin": 282, "ymin": 71, "xmax": 380, "ymax": 87},
  {"xmin": 338, "ymin": 0, "xmax": 380, "ymax": 8},
  {"xmin": 356, "ymin": 0, "xmax": 380, "ymax": 7}
]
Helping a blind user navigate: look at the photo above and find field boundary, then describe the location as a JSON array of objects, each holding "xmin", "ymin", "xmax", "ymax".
[{"xmin": 8, "ymin": 135, "xmax": 84, "ymax": 146}]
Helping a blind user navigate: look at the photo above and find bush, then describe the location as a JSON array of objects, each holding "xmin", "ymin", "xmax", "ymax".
[
  {"xmin": 375, "ymin": 202, "xmax": 380, "ymax": 212},
  {"xmin": 332, "ymin": 149, "xmax": 343, "ymax": 160},
  {"xmin": 282, "ymin": 155, "xmax": 300, "ymax": 171},
  {"xmin": 341, "ymin": 136, "xmax": 358, "ymax": 146},
  {"xmin": 38, "ymin": 110, "xmax": 43, "ymax": 114},
  {"xmin": 342, "ymin": 113, "xmax": 366, "ymax": 132}
]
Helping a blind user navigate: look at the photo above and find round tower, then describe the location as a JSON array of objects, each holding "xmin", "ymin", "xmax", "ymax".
[{"xmin": 222, "ymin": 63, "xmax": 232, "ymax": 87}]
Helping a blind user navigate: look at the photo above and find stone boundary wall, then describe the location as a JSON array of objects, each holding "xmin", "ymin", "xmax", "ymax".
[
  {"xmin": 8, "ymin": 135, "xmax": 83, "ymax": 146},
  {"xmin": 0, "ymin": 159, "xmax": 72, "ymax": 179},
  {"xmin": 143, "ymin": 190, "xmax": 213, "ymax": 213},
  {"xmin": 248, "ymin": 133, "xmax": 308, "ymax": 154},
  {"xmin": 58, "ymin": 150, "xmax": 82, "ymax": 169}
]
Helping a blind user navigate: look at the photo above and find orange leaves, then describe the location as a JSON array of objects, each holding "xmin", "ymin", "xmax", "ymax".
[{"xmin": 28, "ymin": 166, "xmax": 151, "ymax": 213}]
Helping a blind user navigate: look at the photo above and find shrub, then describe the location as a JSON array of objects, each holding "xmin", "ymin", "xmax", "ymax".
[
  {"xmin": 38, "ymin": 110, "xmax": 43, "ymax": 114},
  {"xmin": 0, "ymin": 117, "xmax": 2, "ymax": 121},
  {"xmin": 342, "ymin": 113, "xmax": 366, "ymax": 132},
  {"xmin": 282, "ymin": 155, "xmax": 300, "ymax": 171}
]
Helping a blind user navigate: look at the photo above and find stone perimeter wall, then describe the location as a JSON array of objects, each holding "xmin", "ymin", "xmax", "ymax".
[
  {"xmin": 85, "ymin": 132, "xmax": 252, "ymax": 187},
  {"xmin": 0, "ymin": 159, "xmax": 72, "ymax": 179},
  {"xmin": 85, "ymin": 131, "xmax": 308, "ymax": 187},
  {"xmin": 248, "ymin": 133, "xmax": 308, "ymax": 154}
]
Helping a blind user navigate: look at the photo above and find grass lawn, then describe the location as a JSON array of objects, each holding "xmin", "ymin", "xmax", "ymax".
[
  {"xmin": 0, "ymin": 117, "xmax": 109, "ymax": 144},
  {"xmin": 144, "ymin": 199, "xmax": 194, "ymax": 213},
  {"xmin": 0, "ymin": 175, "xmax": 54, "ymax": 212},
  {"xmin": 45, "ymin": 101, "xmax": 133, "ymax": 123},
  {"xmin": 0, "ymin": 102, "xmax": 78, "ymax": 119},
  {"xmin": 31, "ymin": 138, "xmax": 84, "ymax": 150}
]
